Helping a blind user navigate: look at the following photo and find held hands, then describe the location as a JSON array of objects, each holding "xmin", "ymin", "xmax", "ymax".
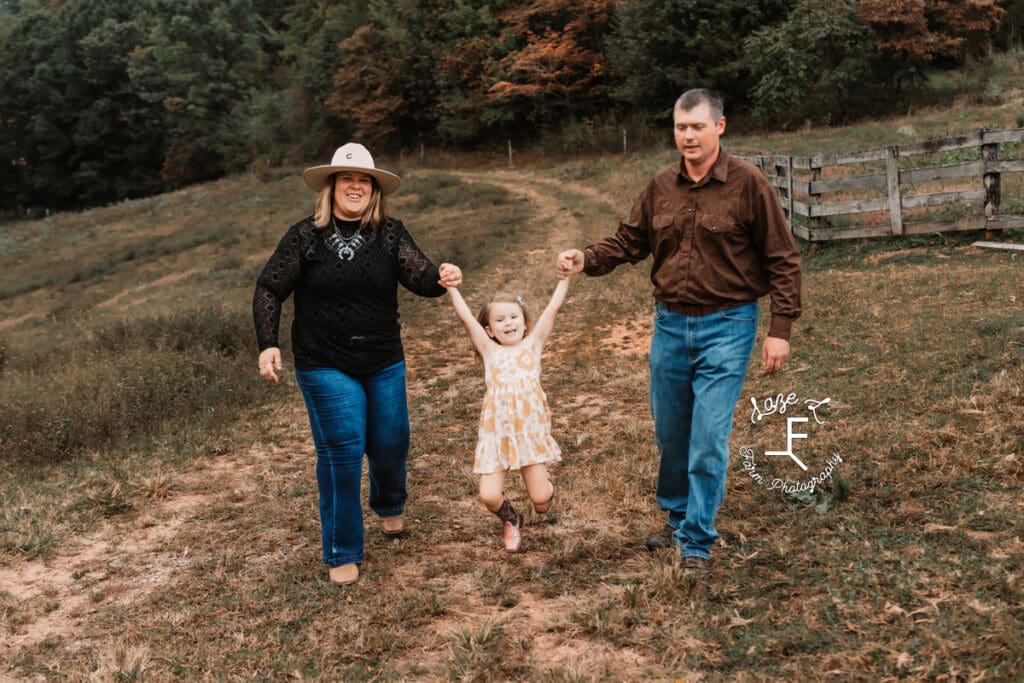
[
  {"xmin": 258, "ymin": 347, "xmax": 282, "ymax": 384},
  {"xmin": 557, "ymin": 249, "xmax": 584, "ymax": 279},
  {"xmin": 439, "ymin": 263, "xmax": 462, "ymax": 289}
]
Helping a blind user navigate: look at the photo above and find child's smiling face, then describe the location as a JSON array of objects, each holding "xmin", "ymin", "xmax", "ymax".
[{"xmin": 485, "ymin": 302, "xmax": 526, "ymax": 345}]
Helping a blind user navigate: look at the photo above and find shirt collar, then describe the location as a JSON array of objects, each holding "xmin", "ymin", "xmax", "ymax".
[{"xmin": 675, "ymin": 146, "xmax": 730, "ymax": 185}]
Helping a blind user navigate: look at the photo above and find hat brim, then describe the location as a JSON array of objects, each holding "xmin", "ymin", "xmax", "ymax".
[{"xmin": 302, "ymin": 165, "xmax": 401, "ymax": 195}]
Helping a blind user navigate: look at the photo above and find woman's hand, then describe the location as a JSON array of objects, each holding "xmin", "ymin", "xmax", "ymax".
[
  {"xmin": 439, "ymin": 263, "xmax": 462, "ymax": 288},
  {"xmin": 258, "ymin": 347, "xmax": 282, "ymax": 384}
]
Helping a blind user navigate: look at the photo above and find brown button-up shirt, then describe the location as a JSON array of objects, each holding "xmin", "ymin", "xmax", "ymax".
[{"xmin": 583, "ymin": 148, "xmax": 802, "ymax": 340}]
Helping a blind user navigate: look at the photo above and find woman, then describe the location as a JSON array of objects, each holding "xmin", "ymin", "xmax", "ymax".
[{"xmin": 253, "ymin": 143, "xmax": 461, "ymax": 585}]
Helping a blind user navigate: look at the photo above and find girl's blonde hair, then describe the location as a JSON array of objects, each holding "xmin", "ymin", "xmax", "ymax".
[
  {"xmin": 476, "ymin": 291, "xmax": 532, "ymax": 349},
  {"xmin": 313, "ymin": 174, "xmax": 387, "ymax": 229}
]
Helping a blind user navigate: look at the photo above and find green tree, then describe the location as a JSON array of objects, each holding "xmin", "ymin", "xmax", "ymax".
[
  {"xmin": 0, "ymin": 4, "xmax": 63, "ymax": 209},
  {"xmin": 65, "ymin": 0, "xmax": 165, "ymax": 203},
  {"xmin": 282, "ymin": 0, "xmax": 369, "ymax": 98},
  {"xmin": 280, "ymin": 0, "xmax": 369, "ymax": 150},
  {"xmin": 433, "ymin": 0, "xmax": 506, "ymax": 144},
  {"xmin": 0, "ymin": 1, "xmax": 159, "ymax": 210},
  {"xmin": 995, "ymin": 0, "xmax": 1024, "ymax": 48},
  {"xmin": 1, "ymin": 0, "xmax": 264, "ymax": 209},
  {"xmin": 128, "ymin": 0, "xmax": 261, "ymax": 186},
  {"xmin": 745, "ymin": 0, "xmax": 879, "ymax": 127},
  {"xmin": 607, "ymin": 0, "xmax": 791, "ymax": 122}
]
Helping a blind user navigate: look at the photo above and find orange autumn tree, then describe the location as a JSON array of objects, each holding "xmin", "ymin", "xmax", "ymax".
[
  {"xmin": 325, "ymin": 0, "xmax": 451, "ymax": 147},
  {"xmin": 483, "ymin": 0, "xmax": 616, "ymax": 129},
  {"xmin": 326, "ymin": 25, "xmax": 404, "ymax": 143},
  {"xmin": 857, "ymin": 0, "xmax": 1005, "ymax": 62}
]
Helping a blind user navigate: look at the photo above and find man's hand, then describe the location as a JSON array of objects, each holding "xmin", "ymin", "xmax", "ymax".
[
  {"xmin": 761, "ymin": 336, "xmax": 790, "ymax": 375},
  {"xmin": 557, "ymin": 249, "xmax": 584, "ymax": 279}
]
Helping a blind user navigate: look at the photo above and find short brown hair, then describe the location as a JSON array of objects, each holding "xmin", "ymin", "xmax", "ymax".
[{"xmin": 674, "ymin": 88, "xmax": 724, "ymax": 121}]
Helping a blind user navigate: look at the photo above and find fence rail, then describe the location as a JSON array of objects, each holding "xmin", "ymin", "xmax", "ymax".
[{"xmin": 738, "ymin": 128, "xmax": 1024, "ymax": 242}]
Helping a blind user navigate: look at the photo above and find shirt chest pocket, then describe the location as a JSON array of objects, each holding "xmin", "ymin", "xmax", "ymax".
[
  {"xmin": 650, "ymin": 213, "xmax": 681, "ymax": 254},
  {"xmin": 698, "ymin": 212, "xmax": 742, "ymax": 235},
  {"xmin": 652, "ymin": 214, "xmax": 677, "ymax": 230}
]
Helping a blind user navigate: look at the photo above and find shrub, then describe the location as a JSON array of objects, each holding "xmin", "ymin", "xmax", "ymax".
[{"xmin": 0, "ymin": 306, "xmax": 273, "ymax": 466}]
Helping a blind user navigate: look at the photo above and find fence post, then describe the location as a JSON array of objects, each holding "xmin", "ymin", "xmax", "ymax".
[
  {"xmin": 622, "ymin": 129, "xmax": 627, "ymax": 155},
  {"xmin": 785, "ymin": 155, "xmax": 794, "ymax": 232},
  {"xmin": 773, "ymin": 155, "xmax": 786, "ymax": 217},
  {"xmin": 420, "ymin": 143, "xmax": 425, "ymax": 167},
  {"xmin": 885, "ymin": 146, "xmax": 904, "ymax": 235},
  {"xmin": 982, "ymin": 133, "xmax": 1001, "ymax": 238},
  {"xmin": 808, "ymin": 160, "xmax": 822, "ymax": 246},
  {"xmin": 508, "ymin": 140, "xmax": 513, "ymax": 167},
  {"xmin": 774, "ymin": 154, "xmax": 794, "ymax": 229}
]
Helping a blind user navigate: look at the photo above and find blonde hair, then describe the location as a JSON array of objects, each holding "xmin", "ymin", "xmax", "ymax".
[
  {"xmin": 313, "ymin": 174, "xmax": 388, "ymax": 229},
  {"xmin": 475, "ymin": 291, "xmax": 532, "ymax": 351}
]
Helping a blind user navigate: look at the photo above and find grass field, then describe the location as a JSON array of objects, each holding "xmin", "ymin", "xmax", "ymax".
[{"xmin": 1, "ymin": 105, "xmax": 1022, "ymax": 680}]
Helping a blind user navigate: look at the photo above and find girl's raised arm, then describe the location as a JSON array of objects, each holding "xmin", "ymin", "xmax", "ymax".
[
  {"xmin": 446, "ymin": 286, "xmax": 493, "ymax": 356},
  {"xmin": 530, "ymin": 277, "xmax": 570, "ymax": 349}
]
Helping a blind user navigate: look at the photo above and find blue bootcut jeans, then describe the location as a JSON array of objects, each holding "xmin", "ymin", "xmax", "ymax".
[
  {"xmin": 648, "ymin": 301, "xmax": 758, "ymax": 560},
  {"xmin": 295, "ymin": 361, "xmax": 410, "ymax": 567}
]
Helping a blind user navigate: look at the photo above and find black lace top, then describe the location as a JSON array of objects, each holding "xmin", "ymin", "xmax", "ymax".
[{"xmin": 253, "ymin": 216, "xmax": 445, "ymax": 375}]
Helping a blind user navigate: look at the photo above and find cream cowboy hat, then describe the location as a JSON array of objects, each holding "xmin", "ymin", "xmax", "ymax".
[{"xmin": 302, "ymin": 143, "xmax": 401, "ymax": 195}]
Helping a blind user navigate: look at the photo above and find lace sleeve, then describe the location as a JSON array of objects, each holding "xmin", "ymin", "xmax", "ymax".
[
  {"xmin": 252, "ymin": 220, "xmax": 308, "ymax": 350},
  {"xmin": 393, "ymin": 220, "xmax": 445, "ymax": 298}
]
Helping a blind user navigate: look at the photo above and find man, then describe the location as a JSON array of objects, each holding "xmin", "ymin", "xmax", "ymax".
[{"xmin": 557, "ymin": 88, "xmax": 801, "ymax": 577}]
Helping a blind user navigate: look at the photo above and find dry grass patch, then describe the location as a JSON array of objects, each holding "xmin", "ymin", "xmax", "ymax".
[{"xmin": 1, "ymin": 150, "xmax": 1022, "ymax": 679}]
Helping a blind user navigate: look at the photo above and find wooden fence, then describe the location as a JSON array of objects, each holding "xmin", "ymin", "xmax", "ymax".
[{"xmin": 738, "ymin": 128, "xmax": 1024, "ymax": 242}]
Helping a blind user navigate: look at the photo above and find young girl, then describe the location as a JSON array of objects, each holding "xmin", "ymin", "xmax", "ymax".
[{"xmin": 443, "ymin": 269, "xmax": 571, "ymax": 552}]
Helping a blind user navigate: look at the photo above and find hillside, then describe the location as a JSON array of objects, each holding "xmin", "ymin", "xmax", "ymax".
[{"xmin": 1, "ymin": 114, "xmax": 1022, "ymax": 679}]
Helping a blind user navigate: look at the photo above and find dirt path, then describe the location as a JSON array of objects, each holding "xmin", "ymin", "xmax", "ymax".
[
  {"xmin": 0, "ymin": 312, "xmax": 42, "ymax": 331},
  {"xmin": 387, "ymin": 168, "xmax": 624, "ymax": 675},
  {"xmin": 454, "ymin": 169, "xmax": 652, "ymax": 357},
  {"xmin": 0, "ymin": 405, "xmax": 313, "ymax": 677},
  {"xmin": 96, "ymin": 269, "xmax": 203, "ymax": 310}
]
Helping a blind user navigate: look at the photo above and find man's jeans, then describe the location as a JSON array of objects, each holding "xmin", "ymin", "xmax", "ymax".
[
  {"xmin": 295, "ymin": 361, "xmax": 409, "ymax": 567},
  {"xmin": 649, "ymin": 301, "xmax": 758, "ymax": 560}
]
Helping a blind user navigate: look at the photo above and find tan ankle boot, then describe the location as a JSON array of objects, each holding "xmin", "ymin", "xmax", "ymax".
[
  {"xmin": 380, "ymin": 515, "xmax": 404, "ymax": 535},
  {"xmin": 328, "ymin": 563, "xmax": 359, "ymax": 585}
]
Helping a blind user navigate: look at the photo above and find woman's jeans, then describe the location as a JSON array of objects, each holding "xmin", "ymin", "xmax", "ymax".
[
  {"xmin": 649, "ymin": 302, "xmax": 758, "ymax": 560},
  {"xmin": 295, "ymin": 361, "xmax": 409, "ymax": 567}
]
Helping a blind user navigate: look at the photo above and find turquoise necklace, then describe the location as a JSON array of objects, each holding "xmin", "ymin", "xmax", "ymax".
[{"xmin": 326, "ymin": 216, "xmax": 367, "ymax": 261}]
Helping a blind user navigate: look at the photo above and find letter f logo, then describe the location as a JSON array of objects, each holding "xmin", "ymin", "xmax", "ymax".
[{"xmin": 765, "ymin": 417, "xmax": 809, "ymax": 471}]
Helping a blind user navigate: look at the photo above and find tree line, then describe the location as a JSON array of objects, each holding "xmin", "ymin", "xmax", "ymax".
[{"xmin": 0, "ymin": 0, "xmax": 1019, "ymax": 213}]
